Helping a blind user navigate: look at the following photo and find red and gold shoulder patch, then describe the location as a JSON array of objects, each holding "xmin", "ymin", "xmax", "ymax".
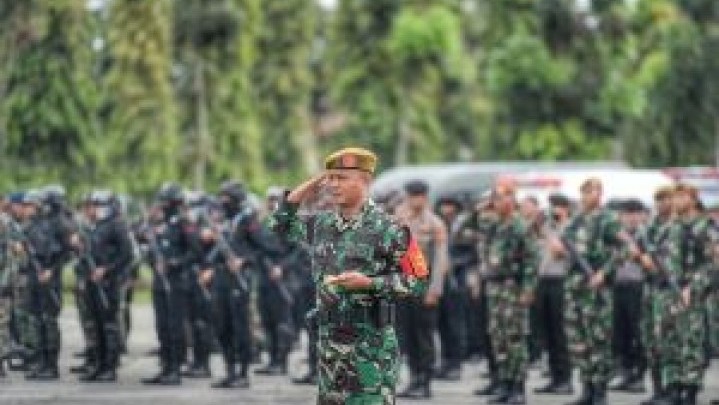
[{"xmin": 400, "ymin": 237, "xmax": 429, "ymax": 279}]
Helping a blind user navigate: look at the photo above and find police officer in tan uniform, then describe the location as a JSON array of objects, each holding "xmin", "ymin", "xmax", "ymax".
[{"xmin": 395, "ymin": 180, "xmax": 449, "ymax": 399}]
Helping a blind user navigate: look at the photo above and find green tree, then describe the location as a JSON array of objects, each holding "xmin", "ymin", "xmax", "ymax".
[
  {"xmin": 104, "ymin": 0, "xmax": 178, "ymax": 194},
  {"xmin": 254, "ymin": 0, "xmax": 319, "ymax": 183},
  {"xmin": 0, "ymin": 1, "xmax": 99, "ymax": 190}
]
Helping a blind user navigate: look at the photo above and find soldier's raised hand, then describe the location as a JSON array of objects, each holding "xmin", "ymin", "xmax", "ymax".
[{"xmin": 287, "ymin": 174, "xmax": 326, "ymax": 204}]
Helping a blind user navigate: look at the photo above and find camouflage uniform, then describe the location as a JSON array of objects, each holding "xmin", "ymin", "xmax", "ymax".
[
  {"xmin": 0, "ymin": 213, "xmax": 21, "ymax": 360},
  {"xmin": 273, "ymin": 200, "xmax": 427, "ymax": 405},
  {"xmin": 563, "ymin": 209, "xmax": 622, "ymax": 389},
  {"xmin": 640, "ymin": 215, "xmax": 673, "ymax": 397},
  {"xmin": 484, "ymin": 214, "xmax": 538, "ymax": 390},
  {"xmin": 658, "ymin": 215, "xmax": 719, "ymax": 392}
]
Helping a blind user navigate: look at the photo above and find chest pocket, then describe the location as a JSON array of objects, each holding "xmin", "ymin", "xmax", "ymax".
[{"xmin": 343, "ymin": 242, "xmax": 376, "ymax": 275}]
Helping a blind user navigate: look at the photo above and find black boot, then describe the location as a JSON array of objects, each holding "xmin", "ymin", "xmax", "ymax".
[
  {"xmin": 292, "ymin": 369, "xmax": 318, "ymax": 385},
  {"xmin": 92, "ymin": 367, "xmax": 117, "ymax": 382},
  {"xmin": 212, "ymin": 363, "xmax": 249, "ymax": 388},
  {"xmin": 154, "ymin": 355, "xmax": 181, "ymax": 386},
  {"xmin": 141, "ymin": 368, "xmax": 168, "ymax": 384},
  {"xmin": 642, "ymin": 368, "xmax": 666, "ymax": 405},
  {"xmin": 682, "ymin": 384, "xmax": 699, "ymax": 405},
  {"xmin": 534, "ymin": 377, "xmax": 574, "ymax": 395},
  {"xmin": 33, "ymin": 351, "xmax": 59, "ymax": 381},
  {"xmin": 487, "ymin": 380, "xmax": 512, "ymax": 404},
  {"xmin": 397, "ymin": 372, "xmax": 431, "ymax": 399},
  {"xmin": 253, "ymin": 357, "xmax": 287, "ymax": 376},
  {"xmin": 564, "ymin": 382, "xmax": 592, "ymax": 405},
  {"xmin": 505, "ymin": 380, "xmax": 527, "ymax": 405},
  {"xmin": 24, "ymin": 352, "xmax": 46, "ymax": 380},
  {"xmin": 182, "ymin": 362, "xmax": 211, "ymax": 378},
  {"xmin": 70, "ymin": 353, "xmax": 97, "ymax": 375},
  {"xmin": 474, "ymin": 378, "xmax": 504, "ymax": 396},
  {"xmin": 651, "ymin": 384, "xmax": 681, "ymax": 405},
  {"xmin": 591, "ymin": 382, "xmax": 608, "ymax": 405},
  {"xmin": 434, "ymin": 361, "xmax": 461, "ymax": 381},
  {"xmin": 79, "ymin": 362, "xmax": 103, "ymax": 382}
]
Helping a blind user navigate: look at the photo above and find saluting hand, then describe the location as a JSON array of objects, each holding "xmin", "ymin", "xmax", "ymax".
[{"xmin": 287, "ymin": 174, "xmax": 326, "ymax": 204}]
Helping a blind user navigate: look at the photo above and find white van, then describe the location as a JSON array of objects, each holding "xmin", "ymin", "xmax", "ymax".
[{"xmin": 511, "ymin": 169, "xmax": 675, "ymax": 209}]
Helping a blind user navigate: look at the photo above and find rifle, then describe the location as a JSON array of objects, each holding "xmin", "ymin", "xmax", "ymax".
[
  {"xmin": 142, "ymin": 217, "xmax": 172, "ymax": 295},
  {"xmin": 200, "ymin": 212, "xmax": 249, "ymax": 293},
  {"xmin": 73, "ymin": 221, "xmax": 110, "ymax": 310},
  {"xmin": 262, "ymin": 256, "xmax": 293, "ymax": 304},
  {"xmin": 18, "ymin": 229, "xmax": 61, "ymax": 310},
  {"xmin": 559, "ymin": 235, "xmax": 606, "ymax": 305},
  {"xmin": 637, "ymin": 231, "xmax": 682, "ymax": 297}
]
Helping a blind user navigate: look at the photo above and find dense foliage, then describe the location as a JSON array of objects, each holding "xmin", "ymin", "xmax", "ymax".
[{"xmin": 0, "ymin": 0, "xmax": 715, "ymax": 195}]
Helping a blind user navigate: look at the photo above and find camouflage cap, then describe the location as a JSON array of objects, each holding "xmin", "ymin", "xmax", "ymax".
[{"xmin": 324, "ymin": 147, "xmax": 377, "ymax": 174}]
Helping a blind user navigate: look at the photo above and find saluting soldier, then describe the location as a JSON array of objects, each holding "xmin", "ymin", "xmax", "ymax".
[{"xmin": 273, "ymin": 147, "xmax": 428, "ymax": 405}]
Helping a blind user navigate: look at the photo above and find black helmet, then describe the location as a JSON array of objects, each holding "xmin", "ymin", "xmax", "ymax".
[
  {"xmin": 157, "ymin": 182, "xmax": 184, "ymax": 203},
  {"xmin": 89, "ymin": 190, "xmax": 115, "ymax": 206},
  {"xmin": 219, "ymin": 180, "xmax": 246, "ymax": 203}
]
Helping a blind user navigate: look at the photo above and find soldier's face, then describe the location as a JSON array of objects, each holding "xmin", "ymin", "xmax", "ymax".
[
  {"xmin": 407, "ymin": 194, "xmax": 428, "ymax": 212},
  {"xmin": 655, "ymin": 197, "xmax": 672, "ymax": 216},
  {"xmin": 325, "ymin": 169, "xmax": 369, "ymax": 207},
  {"xmin": 580, "ymin": 186, "xmax": 602, "ymax": 210},
  {"xmin": 493, "ymin": 193, "xmax": 515, "ymax": 216},
  {"xmin": 621, "ymin": 212, "xmax": 643, "ymax": 229},
  {"xmin": 438, "ymin": 203, "xmax": 458, "ymax": 221},
  {"xmin": 21, "ymin": 203, "xmax": 37, "ymax": 218},
  {"xmin": 519, "ymin": 199, "xmax": 539, "ymax": 221},
  {"xmin": 673, "ymin": 192, "xmax": 693, "ymax": 213}
]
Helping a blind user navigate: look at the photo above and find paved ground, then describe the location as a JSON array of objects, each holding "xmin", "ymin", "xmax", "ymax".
[{"xmin": 3, "ymin": 305, "xmax": 719, "ymax": 404}]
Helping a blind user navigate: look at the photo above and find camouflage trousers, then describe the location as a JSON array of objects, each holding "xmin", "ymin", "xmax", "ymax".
[
  {"xmin": 317, "ymin": 322, "xmax": 399, "ymax": 405},
  {"xmin": 0, "ymin": 296, "xmax": 11, "ymax": 357},
  {"xmin": 486, "ymin": 280, "xmax": 529, "ymax": 382},
  {"xmin": 641, "ymin": 283, "xmax": 662, "ymax": 370},
  {"xmin": 565, "ymin": 276, "xmax": 613, "ymax": 384},
  {"xmin": 706, "ymin": 290, "xmax": 719, "ymax": 358},
  {"xmin": 13, "ymin": 274, "xmax": 38, "ymax": 352},
  {"xmin": 651, "ymin": 289, "xmax": 706, "ymax": 386}
]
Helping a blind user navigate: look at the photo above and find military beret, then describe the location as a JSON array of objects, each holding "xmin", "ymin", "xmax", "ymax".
[
  {"xmin": 436, "ymin": 195, "xmax": 463, "ymax": 209},
  {"xmin": 673, "ymin": 183, "xmax": 698, "ymax": 199},
  {"xmin": 621, "ymin": 198, "xmax": 646, "ymax": 213},
  {"xmin": 654, "ymin": 185, "xmax": 674, "ymax": 200},
  {"xmin": 548, "ymin": 193, "xmax": 571, "ymax": 208},
  {"xmin": 324, "ymin": 147, "xmax": 377, "ymax": 174},
  {"xmin": 404, "ymin": 180, "xmax": 429, "ymax": 196},
  {"xmin": 580, "ymin": 177, "xmax": 603, "ymax": 191}
]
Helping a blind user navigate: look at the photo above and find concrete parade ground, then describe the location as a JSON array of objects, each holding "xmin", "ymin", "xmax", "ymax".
[{"xmin": 2, "ymin": 305, "xmax": 718, "ymax": 405}]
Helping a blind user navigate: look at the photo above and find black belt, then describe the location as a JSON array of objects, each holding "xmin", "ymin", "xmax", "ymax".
[
  {"xmin": 321, "ymin": 301, "xmax": 396, "ymax": 329},
  {"xmin": 483, "ymin": 274, "xmax": 518, "ymax": 283}
]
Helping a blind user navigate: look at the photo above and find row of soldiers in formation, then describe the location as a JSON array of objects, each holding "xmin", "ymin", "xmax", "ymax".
[
  {"xmin": 1, "ymin": 176, "xmax": 719, "ymax": 405},
  {"xmin": 381, "ymin": 178, "xmax": 719, "ymax": 405},
  {"xmin": 0, "ymin": 181, "xmax": 321, "ymax": 389}
]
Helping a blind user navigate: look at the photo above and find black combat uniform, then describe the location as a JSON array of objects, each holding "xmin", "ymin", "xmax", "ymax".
[
  {"xmin": 80, "ymin": 191, "xmax": 133, "ymax": 382},
  {"xmin": 142, "ymin": 184, "xmax": 199, "ymax": 385}
]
